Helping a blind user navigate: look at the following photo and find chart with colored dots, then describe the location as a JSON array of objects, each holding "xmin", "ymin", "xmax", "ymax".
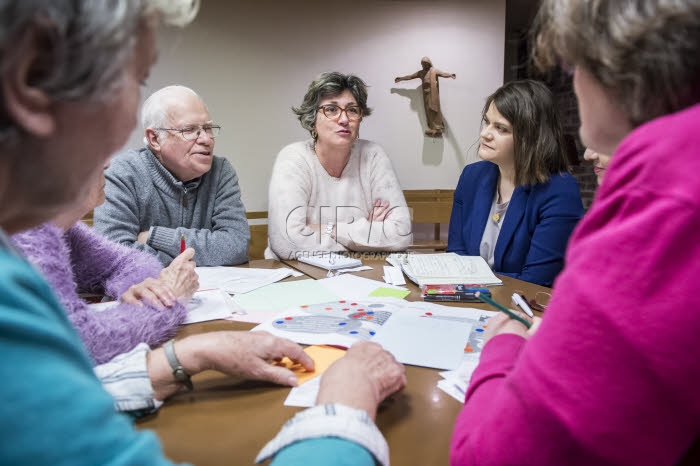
[{"xmin": 253, "ymin": 297, "xmax": 497, "ymax": 359}]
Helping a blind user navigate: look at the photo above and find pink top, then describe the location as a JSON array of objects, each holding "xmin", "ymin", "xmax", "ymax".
[{"xmin": 451, "ymin": 102, "xmax": 700, "ymax": 465}]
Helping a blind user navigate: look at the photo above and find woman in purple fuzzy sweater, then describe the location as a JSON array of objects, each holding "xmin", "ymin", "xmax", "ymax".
[{"xmin": 12, "ymin": 163, "xmax": 199, "ymax": 365}]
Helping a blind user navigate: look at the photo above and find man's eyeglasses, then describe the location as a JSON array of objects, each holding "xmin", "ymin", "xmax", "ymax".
[
  {"xmin": 156, "ymin": 124, "xmax": 221, "ymax": 141},
  {"xmin": 317, "ymin": 105, "xmax": 363, "ymax": 121}
]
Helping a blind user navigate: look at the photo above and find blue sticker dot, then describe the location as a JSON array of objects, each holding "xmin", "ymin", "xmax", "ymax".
[
  {"xmin": 476, "ymin": 328, "xmax": 484, "ymax": 332},
  {"xmin": 369, "ymin": 331, "xmax": 376, "ymax": 336},
  {"xmin": 275, "ymin": 320, "xmax": 284, "ymax": 324},
  {"xmin": 338, "ymin": 322, "xmax": 347, "ymax": 326},
  {"xmin": 367, "ymin": 311, "xmax": 375, "ymax": 315},
  {"xmin": 349, "ymin": 331, "xmax": 358, "ymax": 335}
]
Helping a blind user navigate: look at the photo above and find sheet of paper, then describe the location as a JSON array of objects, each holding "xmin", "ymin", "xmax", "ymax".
[
  {"xmin": 195, "ymin": 266, "xmax": 294, "ymax": 294},
  {"xmin": 383, "ymin": 265, "xmax": 406, "ymax": 286},
  {"xmin": 284, "ymin": 375, "xmax": 322, "ymax": 407},
  {"xmin": 318, "ymin": 274, "xmax": 407, "ymax": 300},
  {"xmin": 184, "ymin": 289, "xmax": 243, "ymax": 324},
  {"xmin": 371, "ymin": 311, "xmax": 473, "ymax": 370},
  {"xmin": 251, "ymin": 297, "xmax": 403, "ymax": 347},
  {"xmin": 298, "ymin": 253, "xmax": 362, "ymax": 271},
  {"xmin": 232, "ymin": 279, "xmax": 340, "ymax": 314},
  {"xmin": 274, "ymin": 345, "xmax": 346, "ymax": 385},
  {"xmin": 368, "ymin": 287, "xmax": 410, "ymax": 299},
  {"xmin": 88, "ymin": 289, "xmax": 244, "ymax": 324},
  {"xmin": 437, "ymin": 378, "xmax": 467, "ymax": 403},
  {"xmin": 336, "ymin": 266, "xmax": 373, "ymax": 274},
  {"xmin": 438, "ymin": 358, "xmax": 480, "ymax": 403}
]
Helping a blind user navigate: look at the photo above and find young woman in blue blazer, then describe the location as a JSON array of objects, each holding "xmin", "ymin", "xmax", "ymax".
[{"xmin": 447, "ymin": 80, "xmax": 584, "ymax": 287}]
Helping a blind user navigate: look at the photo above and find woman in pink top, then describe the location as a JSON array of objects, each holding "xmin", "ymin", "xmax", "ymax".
[{"xmin": 450, "ymin": 1, "xmax": 700, "ymax": 465}]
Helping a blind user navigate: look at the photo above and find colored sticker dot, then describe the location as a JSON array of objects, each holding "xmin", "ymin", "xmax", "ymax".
[
  {"xmin": 425, "ymin": 312, "xmax": 433, "ymax": 316},
  {"xmin": 366, "ymin": 316, "xmax": 374, "ymax": 320},
  {"xmin": 351, "ymin": 303, "xmax": 358, "ymax": 306},
  {"xmin": 351, "ymin": 315, "xmax": 360, "ymax": 319},
  {"xmin": 369, "ymin": 331, "xmax": 376, "ymax": 336},
  {"xmin": 325, "ymin": 307, "xmax": 333, "ymax": 310},
  {"xmin": 339, "ymin": 300, "xmax": 346, "ymax": 303},
  {"xmin": 342, "ymin": 308, "xmax": 350, "ymax": 311},
  {"xmin": 300, "ymin": 305, "xmax": 308, "ymax": 308},
  {"xmin": 349, "ymin": 331, "xmax": 358, "ymax": 335},
  {"xmin": 275, "ymin": 320, "xmax": 284, "ymax": 324},
  {"xmin": 366, "ymin": 311, "xmax": 374, "ymax": 315},
  {"xmin": 475, "ymin": 328, "xmax": 484, "ymax": 332},
  {"xmin": 338, "ymin": 322, "xmax": 347, "ymax": 326},
  {"xmin": 284, "ymin": 317, "xmax": 293, "ymax": 321},
  {"xmin": 465, "ymin": 347, "xmax": 474, "ymax": 353},
  {"xmin": 357, "ymin": 308, "xmax": 364, "ymax": 312}
]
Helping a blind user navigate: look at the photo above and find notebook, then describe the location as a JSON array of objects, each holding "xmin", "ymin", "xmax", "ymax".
[
  {"xmin": 387, "ymin": 252, "xmax": 502, "ymax": 287},
  {"xmin": 298, "ymin": 253, "xmax": 362, "ymax": 271}
]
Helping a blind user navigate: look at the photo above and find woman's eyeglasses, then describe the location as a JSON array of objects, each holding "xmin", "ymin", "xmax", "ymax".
[{"xmin": 317, "ymin": 105, "xmax": 363, "ymax": 121}]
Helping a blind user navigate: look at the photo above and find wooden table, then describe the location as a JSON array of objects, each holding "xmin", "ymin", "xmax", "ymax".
[{"xmin": 137, "ymin": 259, "xmax": 551, "ymax": 465}]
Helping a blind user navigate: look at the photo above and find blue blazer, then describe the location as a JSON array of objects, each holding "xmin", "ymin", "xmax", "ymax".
[{"xmin": 447, "ymin": 161, "xmax": 584, "ymax": 287}]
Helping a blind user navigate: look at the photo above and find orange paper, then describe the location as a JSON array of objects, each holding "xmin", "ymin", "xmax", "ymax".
[{"xmin": 275, "ymin": 345, "xmax": 346, "ymax": 385}]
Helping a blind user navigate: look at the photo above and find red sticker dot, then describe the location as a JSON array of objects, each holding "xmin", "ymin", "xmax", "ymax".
[
  {"xmin": 357, "ymin": 308, "xmax": 364, "ymax": 312},
  {"xmin": 284, "ymin": 317, "xmax": 293, "ymax": 321},
  {"xmin": 350, "ymin": 303, "xmax": 358, "ymax": 306},
  {"xmin": 342, "ymin": 308, "xmax": 350, "ymax": 311},
  {"xmin": 425, "ymin": 312, "xmax": 433, "ymax": 316},
  {"xmin": 339, "ymin": 300, "xmax": 346, "ymax": 303}
]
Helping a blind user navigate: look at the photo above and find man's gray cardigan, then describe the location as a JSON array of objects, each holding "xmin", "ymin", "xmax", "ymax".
[{"xmin": 94, "ymin": 147, "xmax": 249, "ymax": 266}]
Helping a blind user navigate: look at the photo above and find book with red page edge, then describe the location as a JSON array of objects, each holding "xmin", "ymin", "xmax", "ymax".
[{"xmin": 421, "ymin": 284, "xmax": 492, "ymax": 302}]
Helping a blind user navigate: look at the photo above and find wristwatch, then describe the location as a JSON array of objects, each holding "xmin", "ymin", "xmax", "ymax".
[{"xmin": 163, "ymin": 339, "xmax": 193, "ymax": 390}]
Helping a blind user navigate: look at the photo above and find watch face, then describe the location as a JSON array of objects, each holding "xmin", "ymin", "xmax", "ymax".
[{"xmin": 174, "ymin": 368, "xmax": 187, "ymax": 381}]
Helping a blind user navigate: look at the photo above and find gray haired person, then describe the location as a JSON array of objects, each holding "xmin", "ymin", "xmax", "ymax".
[
  {"xmin": 0, "ymin": 2, "xmax": 330, "ymax": 465},
  {"xmin": 94, "ymin": 84, "xmax": 250, "ymax": 266}
]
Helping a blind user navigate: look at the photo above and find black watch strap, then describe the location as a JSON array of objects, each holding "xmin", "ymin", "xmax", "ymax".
[{"xmin": 163, "ymin": 339, "xmax": 193, "ymax": 390}]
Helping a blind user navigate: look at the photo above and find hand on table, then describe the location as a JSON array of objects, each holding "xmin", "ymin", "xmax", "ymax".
[
  {"xmin": 483, "ymin": 312, "xmax": 542, "ymax": 344},
  {"xmin": 157, "ymin": 248, "xmax": 198, "ymax": 303},
  {"xmin": 199, "ymin": 331, "xmax": 315, "ymax": 386},
  {"xmin": 316, "ymin": 341, "xmax": 406, "ymax": 420},
  {"xmin": 147, "ymin": 331, "xmax": 314, "ymax": 400}
]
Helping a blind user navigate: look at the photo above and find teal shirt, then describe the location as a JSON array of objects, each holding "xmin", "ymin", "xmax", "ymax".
[
  {"xmin": 271, "ymin": 438, "xmax": 376, "ymax": 466},
  {"xmin": 0, "ymin": 240, "xmax": 372, "ymax": 465},
  {"xmin": 0, "ymin": 245, "xmax": 175, "ymax": 465}
]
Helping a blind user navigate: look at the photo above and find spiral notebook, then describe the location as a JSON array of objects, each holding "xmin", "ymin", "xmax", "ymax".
[{"xmin": 298, "ymin": 253, "xmax": 362, "ymax": 271}]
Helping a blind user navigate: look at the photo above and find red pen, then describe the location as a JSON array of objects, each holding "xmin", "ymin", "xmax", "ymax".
[{"xmin": 180, "ymin": 234, "xmax": 186, "ymax": 254}]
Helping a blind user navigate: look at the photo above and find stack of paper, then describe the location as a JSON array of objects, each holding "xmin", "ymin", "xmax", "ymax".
[{"xmin": 387, "ymin": 253, "xmax": 502, "ymax": 287}]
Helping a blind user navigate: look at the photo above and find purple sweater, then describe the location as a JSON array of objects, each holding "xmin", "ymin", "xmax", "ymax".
[
  {"xmin": 12, "ymin": 222, "xmax": 186, "ymax": 365},
  {"xmin": 451, "ymin": 102, "xmax": 700, "ymax": 465}
]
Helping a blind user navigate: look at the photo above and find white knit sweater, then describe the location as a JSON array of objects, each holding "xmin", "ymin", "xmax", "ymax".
[{"xmin": 266, "ymin": 139, "xmax": 412, "ymax": 259}]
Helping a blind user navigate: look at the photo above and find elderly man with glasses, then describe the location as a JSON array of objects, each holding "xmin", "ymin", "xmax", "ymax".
[{"xmin": 95, "ymin": 85, "xmax": 249, "ymax": 266}]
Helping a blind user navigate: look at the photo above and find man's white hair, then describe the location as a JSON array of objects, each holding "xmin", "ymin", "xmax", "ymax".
[{"xmin": 140, "ymin": 85, "xmax": 204, "ymax": 145}]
